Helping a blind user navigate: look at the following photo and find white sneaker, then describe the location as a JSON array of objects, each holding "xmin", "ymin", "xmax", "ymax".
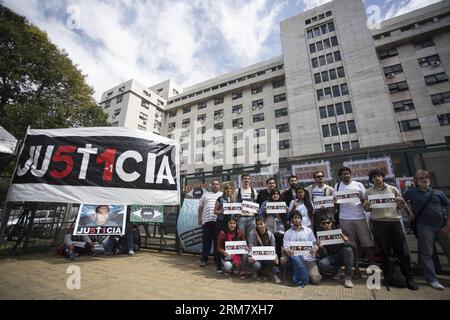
[
  {"xmin": 252, "ymin": 271, "xmax": 259, "ymax": 279},
  {"xmin": 128, "ymin": 250, "xmax": 135, "ymax": 255},
  {"xmin": 430, "ymin": 281, "xmax": 445, "ymax": 291},
  {"xmin": 344, "ymin": 279, "xmax": 354, "ymax": 288}
]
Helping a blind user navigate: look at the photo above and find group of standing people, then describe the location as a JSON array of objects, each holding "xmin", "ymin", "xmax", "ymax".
[{"xmin": 197, "ymin": 169, "xmax": 450, "ymax": 291}]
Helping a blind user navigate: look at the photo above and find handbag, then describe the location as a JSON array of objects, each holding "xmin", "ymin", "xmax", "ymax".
[{"xmin": 410, "ymin": 190, "xmax": 435, "ymax": 239}]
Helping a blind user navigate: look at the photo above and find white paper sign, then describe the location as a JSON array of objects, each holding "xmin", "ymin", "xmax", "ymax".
[
  {"xmin": 368, "ymin": 193, "xmax": 397, "ymax": 209},
  {"xmin": 266, "ymin": 202, "xmax": 287, "ymax": 214},
  {"xmin": 72, "ymin": 241, "xmax": 86, "ymax": 248},
  {"xmin": 241, "ymin": 201, "xmax": 259, "ymax": 216},
  {"xmin": 317, "ymin": 229, "xmax": 345, "ymax": 245},
  {"xmin": 335, "ymin": 190, "xmax": 361, "ymax": 204},
  {"xmin": 287, "ymin": 241, "xmax": 313, "ymax": 256},
  {"xmin": 313, "ymin": 196, "xmax": 335, "ymax": 208},
  {"xmin": 223, "ymin": 203, "xmax": 242, "ymax": 215},
  {"xmin": 250, "ymin": 246, "xmax": 277, "ymax": 260},
  {"xmin": 225, "ymin": 241, "xmax": 248, "ymax": 255}
]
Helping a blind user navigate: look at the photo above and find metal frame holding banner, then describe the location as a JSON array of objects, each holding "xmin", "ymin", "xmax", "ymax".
[
  {"xmin": 342, "ymin": 156, "xmax": 394, "ymax": 181},
  {"xmin": 291, "ymin": 161, "xmax": 332, "ymax": 183}
]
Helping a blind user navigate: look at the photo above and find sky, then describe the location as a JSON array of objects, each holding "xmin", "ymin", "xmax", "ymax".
[{"xmin": 3, "ymin": 0, "xmax": 443, "ymax": 101}]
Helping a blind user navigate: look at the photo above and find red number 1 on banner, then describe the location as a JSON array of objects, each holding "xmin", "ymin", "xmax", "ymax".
[{"xmin": 96, "ymin": 148, "xmax": 116, "ymax": 181}]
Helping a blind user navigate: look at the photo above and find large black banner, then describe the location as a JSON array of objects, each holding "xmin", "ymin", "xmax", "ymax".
[{"xmin": 6, "ymin": 127, "xmax": 180, "ymax": 205}]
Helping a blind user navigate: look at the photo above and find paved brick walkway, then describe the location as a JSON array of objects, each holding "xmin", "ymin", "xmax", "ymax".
[{"xmin": 0, "ymin": 250, "xmax": 449, "ymax": 300}]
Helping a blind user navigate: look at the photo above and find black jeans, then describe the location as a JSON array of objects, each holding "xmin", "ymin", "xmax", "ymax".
[
  {"xmin": 214, "ymin": 216, "xmax": 228, "ymax": 268},
  {"xmin": 371, "ymin": 220, "xmax": 413, "ymax": 280},
  {"xmin": 201, "ymin": 221, "xmax": 216, "ymax": 264}
]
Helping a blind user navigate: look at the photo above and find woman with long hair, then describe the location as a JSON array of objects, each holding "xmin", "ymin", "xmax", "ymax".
[{"xmin": 289, "ymin": 187, "xmax": 314, "ymax": 230}]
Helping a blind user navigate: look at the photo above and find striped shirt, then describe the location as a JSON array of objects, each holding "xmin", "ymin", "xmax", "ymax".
[{"xmin": 199, "ymin": 191, "xmax": 223, "ymax": 225}]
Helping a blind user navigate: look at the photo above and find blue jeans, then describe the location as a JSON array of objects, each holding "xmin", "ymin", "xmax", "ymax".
[
  {"xmin": 318, "ymin": 246, "xmax": 354, "ymax": 279},
  {"xmin": 251, "ymin": 260, "xmax": 280, "ymax": 275},
  {"xmin": 417, "ymin": 224, "xmax": 450, "ymax": 283},
  {"xmin": 288, "ymin": 256, "xmax": 322, "ymax": 285},
  {"xmin": 238, "ymin": 216, "xmax": 255, "ymax": 241}
]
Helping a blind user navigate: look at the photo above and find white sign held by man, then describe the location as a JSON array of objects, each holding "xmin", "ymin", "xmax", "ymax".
[
  {"xmin": 317, "ymin": 229, "xmax": 345, "ymax": 246},
  {"xmin": 313, "ymin": 196, "xmax": 335, "ymax": 208},
  {"xmin": 368, "ymin": 193, "xmax": 397, "ymax": 209},
  {"xmin": 266, "ymin": 202, "xmax": 287, "ymax": 214},
  {"xmin": 335, "ymin": 190, "xmax": 361, "ymax": 204},
  {"xmin": 288, "ymin": 241, "xmax": 314, "ymax": 256},
  {"xmin": 241, "ymin": 201, "xmax": 259, "ymax": 216},
  {"xmin": 225, "ymin": 241, "xmax": 248, "ymax": 255},
  {"xmin": 250, "ymin": 246, "xmax": 277, "ymax": 260},
  {"xmin": 223, "ymin": 203, "xmax": 243, "ymax": 215}
]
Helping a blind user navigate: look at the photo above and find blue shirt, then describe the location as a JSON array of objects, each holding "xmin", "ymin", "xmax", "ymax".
[{"xmin": 404, "ymin": 187, "xmax": 449, "ymax": 227}]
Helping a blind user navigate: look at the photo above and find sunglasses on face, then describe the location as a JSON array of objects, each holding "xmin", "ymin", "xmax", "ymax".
[
  {"xmin": 321, "ymin": 221, "xmax": 332, "ymax": 225},
  {"xmin": 314, "ymin": 176, "xmax": 324, "ymax": 178}
]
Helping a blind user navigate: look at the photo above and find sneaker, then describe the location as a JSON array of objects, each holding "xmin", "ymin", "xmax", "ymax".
[
  {"xmin": 128, "ymin": 250, "xmax": 135, "ymax": 255},
  {"xmin": 344, "ymin": 279, "xmax": 354, "ymax": 288},
  {"xmin": 252, "ymin": 271, "xmax": 259, "ymax": 279},
  {"xmin": 199, "ymin": 261, "xmax": 206, "ymax": 267},
  {"xmin": 430, "ymin": 281, "xmax": 445, "ymax": 291},
  {"xmin": 67, "ymin": 251, "xmax": 78, "ymax": 260},
  {"xmin": 239, "ymin": 272, "xmax": 249, "ymax": 279},
  {"xmin": 407, "ymin": 279, "xmax": 419, "ymax": 291},
  {"xmin": 273, "ymin": 274, "xmax": 282, "ymax": 284},
  {"xmin": 216, "ymin": 267, "xmax": 224, "ymax": 274}
]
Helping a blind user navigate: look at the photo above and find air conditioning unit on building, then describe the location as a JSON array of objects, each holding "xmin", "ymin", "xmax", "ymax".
[
  {"xmin": 432, "ymin": 61, "xmax": 441, "ymax": 67},
  {"xmin": 387, "ymin": 73, "xmax": 395, "ymax": 78},
  {"xmin": 238, "ymin": 110, "xmax": 242, "ymax": 114},
  {"xmin": 238, "ymin": 124, "xmax": 243, "ymax": 129}
]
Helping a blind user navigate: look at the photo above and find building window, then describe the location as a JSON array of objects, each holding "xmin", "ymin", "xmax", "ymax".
[
  {"xmin": 232, "ymin": 118, "xmax": 243, "ymax": 128},
  {"xmin": 384, "ymin": 64, "xmax": 403, "ymax": 76},
  {"xmin": 324, "ymin": 87, "xmax": 332, "ymax": 99},
  {"xmin": 214, "ymin": 109, "xmax": 224, "ymax": 119},
  {"xmin": 332, "ymin": 85, "xmax": 341, "ymax": 98},
  {"xmin": 344, "ymin": 101, "xmax": 353, "ymax": 114},
  {"xmin": 137, "ymin": 125, "xmax": 146, "ymax": 131},
  {"xmin": 317, "ymin": 89, "xmax": 325, "ymax": 101},
  {"xmin": 196, "ymin": 140, "xmax": 205, "ymax": 148},
  {"xmin": 327, "ymin": 105, "xmax": 335, "ymax": 117},
  {"xmin": 116, "ymin": 95, "xmax": 123, "ymax": 103},
  {"xmin": 253, "ymin": 113, "xmax": 265, "ymax": 123},
  {"xmin": 139, "ymin": 112, "xmax": 148, "ymax": 121},
  {"xmin": 314, "ymin": 73, "xmax": 321, "ymax": 84},
  {"xmin": 233, "ymin": 132, "xmax": 244, "ymax": 142},
  {"xmin": 197, "ymin": 114, "xmax": 206, "ymax": 122},
  {"xmin": 214, "ymin": 97, "xmax": 224, "ymax": 105},
  {"xmin": 393, "ymin": 99, "xmax": 415, "ymax": 112},
  {"xmin": 413, "ymin": 39, "xmax": 434, "ymax": 50},
  {"xmin": 232, "ymin": 104, "xmax": 243, "ymax": 114},
  {"xmin": 399, "ymin": 119, "xmax": 421, "ymax": 131},
  {"xmin": 104, "ymin": 102, "xmax": 110, "ymax": 109},
  {"xmin": 279, "ymin": 140, "xmax": 290, "ymax": 150},
  {"xmin": 252, "ymin": 86, "xmax": 263, "ymax": 94},
  {"xmin": 275, "ymin": 108, "xmax": 288, "ymax": 118},
  {"xmin": 319, "ymin": 107, "xmax": 327, "ymax": 119},
  {"xmin": 335, "ymin": 103, "xmax": 344, "ymax": 115},
  {"xmin": 119, "ymin": 86, "xmax": 125, "ymax": 92},
  {"xmin": 274, "ymin": 93, "xmax": 286, "ymax": 103},
  {"xmin": 232, "ymin": 92, "xmax": 243, "ymax": 100},
  {"xmin": 316, "ymin": 41, "xmax": 323, "ymax": 51},
  {"xmin": 324, "ymin": 144, "xmax": 333, "ymax": 152},
  {"xmin": 338, "ymin": 121, "xmax": 348, "ymax": 135},
  {"xmin": 333, "ymin": 143, "xmax": 341, "ymax": 151},
  {"xmin": 307, "ymin": 29, "xmax": 314, "ymax": 39},
  {"xmin": 347, "ymin": 120, "xmax": 357, "ymax": 134},
  {"xmin": 309, "ymin": 43, "xmax": 316, "ymax": 53},
  {"xmin": 322, "ymin": 71, "xmax": 329, "ymax": 82},
  {"xmin": 213, "ymin": 166, "xmax": 223, "ymax": 174},
  {"xmin": 195, "ymin": 154, "xmax": 204, "ymax": 162},
  {"xmin": 340, "ymin": 83, "xmax": 349, "ymax": 95},
  {"xmin": 326, "ymin": 53, "xmax": 333, "ymax": 65},
  {"xmin": 112, "ymin": 121, "xmax": 119, "ymax": 127},
  {"xmin": 214, "ymin": 123, "xmax": 223, "ymax": 130},
  {"xmin": 169, "ymin": 110, "xmax": 177, "ymax": 118},
  {"xmin": 113, "ymin": 108, "xmax": 121, "ymax": 117},
  {"xmin": 252, "ymin": 99, "xmax": 264, "ymax": 109},
  {"xmin": 182, "ymin": 119, "xmax": 190, "ymax": 128},
  {"xmin": 342, "ymin": 141, "xmax": 350, "ymax": 150},
  {"xmin": 418, "ymin": 55, "xmax": 440, "ymax": 68},
  {"xmin": 333, "ymin": 51, "xmax": 342, "ymax": 62},
  {"xmin": 319, "ymin": 55, "xmax": 326, "ymax": 66},
  {"xmin": 431, "ymin": 91, "xmax": 450, "ymax": 105},
  {"xmin": 388, "ymin": 81, "xmax": 409, "ymax": 93},
  {"xmin": 168, "ymin": 122, "xmax": 176, "ymax": 130},
  {"xmin": 351, "ymin": 140, "xmax": 360, "ymax": 149},
  {"xmin": 330, "ymin": 36, "xmax": 338, "ymax": 47},
  {"xmin": 328, "ymin": 123, "xmax": 337, "ymax": 136},
  {"xmin": 322, "ymin": 125, "xmax": 330, "ymax": 138},
  {"xmin": 183, "ymin": 106, "xmax": 191, "ymax": 114},
  {"xmin": 234, "ymin": 147, "xmax": 244, "ymax": 157},
  {"xmin": 312, "ymin": 58, "xmax": 319, "ymax": 68},
  {"xmin": 272, "ymin": 79, "xmax": 285, "ymax": 89},
  {"xmin": 254, "ymin": 128, "xmax": 266, "ymax": 137},
  {"xmin": 254, "ymin": 144, "xmax": 266, "ymax": 153},
  {"xmin": 195, "ymin": 168, "xmax": 204, "ymax": 174},
  {"xmin": 337, "ymin": 67, "xmax": 345, "ymax": 78},
  {"xmin": 379, "ymin": 47, "xmax": 398, "ymax": 59},
  {"xmin": 197, "ymin": 126, "xmax": 206, "ymax": 134},
  {"xmin": 107, "ymin": 91, "xmax": 113, "ymax": 97},
  {"xmin": 276, "ymin": 123, "xmax": 289, "ymax": 133},
  {"xmin": 329, "ymin": 69, "xmax": 337, "ymax": 80},
  {"xmin": 424, "ymin": 73, "xmax": 449, "ymax": 85},
  {"xmin": 198, "ymin": 102, "xmax": 207, "ymax": 109},
  {"xmin": 438, "ymin": 113, "xmax": 450, "ymax": 126}
]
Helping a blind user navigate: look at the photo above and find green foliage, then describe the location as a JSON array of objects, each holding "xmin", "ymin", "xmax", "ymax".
[{"xmin": 0, "ymin": 4, "xmax": 108, "ymax": 140}]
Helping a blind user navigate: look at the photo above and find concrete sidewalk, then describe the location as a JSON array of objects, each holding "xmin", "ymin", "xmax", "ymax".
[{"xmin": 0, "ymin": 250, "xmax": 449, "ymax": 300}]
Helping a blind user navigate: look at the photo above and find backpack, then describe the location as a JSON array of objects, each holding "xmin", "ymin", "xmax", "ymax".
[{"xmin": 384, "ymin": 256, "xmax": 407, "ymax": 290}]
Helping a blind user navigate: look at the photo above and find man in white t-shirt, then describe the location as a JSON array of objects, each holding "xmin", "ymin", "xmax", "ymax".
[
  {"xmin": 234, "ymin": 174, "xmax": 258, "ymax": 241},
  {"xmin": 334, "ymin": 167, "xmax": 375, "ymax": 267},
  {"xmin": 198, "ymin": 180, "xmax": 223, "ymax": 267}
]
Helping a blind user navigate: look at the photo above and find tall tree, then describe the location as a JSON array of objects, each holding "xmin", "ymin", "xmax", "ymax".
[{"xmin": 0, "ymin": 4, "xmax": 108, "ymax": 140}]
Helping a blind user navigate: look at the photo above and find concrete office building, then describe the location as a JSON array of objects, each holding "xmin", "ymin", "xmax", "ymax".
[{"xmin": 99, "ymin": 0, "xmax": 450, "ymax": 180}]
